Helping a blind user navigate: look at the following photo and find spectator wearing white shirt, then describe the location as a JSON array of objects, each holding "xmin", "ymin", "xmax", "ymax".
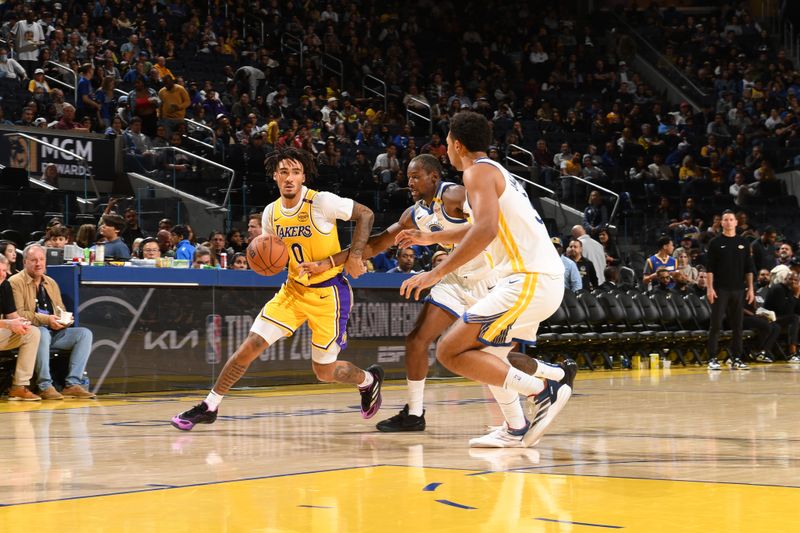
[
  {"xmin": 571, "ymin": 224, "xmax": 606, "ymax": 285},
  {"xmin": 11, "ymin": 11, "xmax": 44, "ymax": 77},
  {"xmin": 0, "ymin": 48, "xmax": 26, "ymax": 80}
]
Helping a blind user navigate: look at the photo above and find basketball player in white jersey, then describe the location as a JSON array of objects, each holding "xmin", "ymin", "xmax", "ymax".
[
  {"xmin": 301, "ymin": 154, "xmax": 562, "ymax": 447},
  {"xmin": 401, "ymin": 111, "xmax": 576, "ymax": 447}
]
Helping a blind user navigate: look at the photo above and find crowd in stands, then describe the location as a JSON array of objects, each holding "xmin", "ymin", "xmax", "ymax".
[{"xmin": 0, "ymin": 1, "xmax": 793, "ymax": 215}]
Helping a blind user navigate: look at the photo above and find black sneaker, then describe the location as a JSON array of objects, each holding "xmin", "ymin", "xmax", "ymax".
[
  {"xmin": 559, "ymin": 359, "xmax": 578, "ymax": 388},
  {"xmin": 376, "ymin": 404, "xmax": 426, "ymax": 432},
  {"xmin": 171, "ymin": 401, "xmax": 218, "ymax": 431},
  {"xmin": 359, "ymin": 364, "xmax": 384, "ymax": 419}
]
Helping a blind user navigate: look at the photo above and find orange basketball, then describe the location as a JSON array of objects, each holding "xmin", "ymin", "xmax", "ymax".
[{"xmin": 247, "ymin": 234, "xmax": 289, "ymax": 276}]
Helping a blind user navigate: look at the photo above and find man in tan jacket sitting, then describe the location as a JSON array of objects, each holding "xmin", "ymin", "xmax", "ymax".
[
  {"xmin": 0, "ymin": 255, "xmax": 40, "ymax": 400},
  {"xmin": 9, "ymin": 245, "xmax": 95, "ymax": 399}
]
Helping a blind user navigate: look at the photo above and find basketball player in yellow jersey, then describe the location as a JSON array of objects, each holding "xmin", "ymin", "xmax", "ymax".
[
  {"xmin": 401, "ymin": 111, "xmax": 576, "ymax": 447},
  {"xmin": 172, "ymin": 147, "xmax": 383, "ymax": 431}
]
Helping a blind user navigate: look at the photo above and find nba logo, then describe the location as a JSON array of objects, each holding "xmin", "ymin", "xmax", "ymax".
[{"xmin": 205, "ymin": 315, "xmax": 222, "ymax": 364}]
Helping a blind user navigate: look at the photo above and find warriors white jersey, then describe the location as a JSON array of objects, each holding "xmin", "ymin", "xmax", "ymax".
[
  {"xmin": 412, "ymin": 181, "xmax": 491, "ymax": 279},
  {"xmin": 464, "ymin": 158, "xmax": 564, "ymax": 278}
]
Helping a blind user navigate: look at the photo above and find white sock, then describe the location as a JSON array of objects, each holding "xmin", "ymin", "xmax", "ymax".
[
  {"xmin": 205, "ymin": 390, "xmax": 223, "ymax": 411},
  {"xmin": 358, "ymin": 370, "xmax": 374, "ymax": 389},
  {"xmin": 407, "ymin": 378, "xmax": 426, "ymax": 417},
  {"xmin": 503, "ymin": 367, "xmax": 545, "ymax": 396},
  {"xmin": 533, "ymin": 360, "xmax": 565, "ymax": 381},
  {"xmin": 488, "ymin": 385, "xmax": 526, "ymax": 431}
]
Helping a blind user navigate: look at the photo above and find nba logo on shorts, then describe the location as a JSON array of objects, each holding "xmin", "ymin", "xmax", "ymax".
[{"xmin": 205, "ymin": 314, "xmax": 222, "ymax": 364}]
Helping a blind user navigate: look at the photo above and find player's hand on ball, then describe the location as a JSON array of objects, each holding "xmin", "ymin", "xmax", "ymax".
[
  {"xmin": 400, "ymin": 270, "xmax": 442, "ymax": 300},
  {"xmin": 344, "ymin": 254, "xmax": 367, "ymax": 279},
  {"xmin": 395, "ymin": 229, "xmax": 431, "ymax": 248},
  {"xmin": 298, "ymin": 260, "xmax": 329, "ymax": 277}
]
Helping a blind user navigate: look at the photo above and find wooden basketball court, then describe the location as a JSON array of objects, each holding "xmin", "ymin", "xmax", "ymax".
[{"xmin": 1, "ymin": 365, "xmax": 798, "ymax": 532}]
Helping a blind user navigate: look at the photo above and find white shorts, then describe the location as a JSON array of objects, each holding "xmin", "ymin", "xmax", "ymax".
[
  {"xmin": 426, "ymin": 271, "xmax": 498, "ymax": 317},
  {"xmin": 463, "ymin": 272, "xmax": 564, "ymax": 346}
]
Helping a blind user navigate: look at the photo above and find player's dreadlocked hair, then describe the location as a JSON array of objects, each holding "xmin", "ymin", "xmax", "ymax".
[{"xmin": 264, "ymin": 147, "xmax": 318, "ymax": 180}]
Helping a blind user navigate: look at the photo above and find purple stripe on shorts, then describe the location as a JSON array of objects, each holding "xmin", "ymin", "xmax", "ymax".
[{"xmin": 332, "ymin": 276, "xmax": 352, "ymax": 350}]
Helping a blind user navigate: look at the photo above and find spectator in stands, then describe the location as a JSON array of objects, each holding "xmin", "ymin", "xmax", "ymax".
[
  {"xmin": 421, "ymin": 133, "xmax": 446, "ymax": 158},
  {"xmin": 581, "ymin": 154, "xmax": 607, "ymax": 185},
  {"xmin": 123, "ymin": 117, "xmax": 154, "ymax": 170},
  {"xmin": 158, "ymin": 75, "xmax": 190, "ymax": 135},
  {"xmin": 648, "ymin": 152, "xmax": 674, "ymax": 182},
  {"xmin": 430, "ymin": 250, "xmax": 448, "ymax": 269},
  {"xmin": 94, "ymin": 76, "xmax": 117, "ymax": 130},
  {"xmin": 566, "ymin": 238, "xmax": 597, "ymax": 291},
  {"xmin": 73, "ymin": 224, "xmax": 95, "ymax": 250},
  {"xmin": 157, "ymin": 132, "xmax": 194, "ymax": 180},
  {"xmin": 729, "ymin": 172, "xmax": 758, "ymax": 206},
  {"xmin": 652, "ymin": 267, "xmax": 676, "ymax": 293},
  {"xmin": 76, "ymin": 63, "xmax": 100, "ymax": 121},
  {"xmin": 44, "ymin": 226, "xmax": 68, "ymax": 248},
  {"xmin": 582, "ymin": 190, "xmax": 608, "ymax": 235},
  {"xmin": 207, "ymin": 231, "xmax": 231, "ymax": 265},
  {"xmin": 599, "ymin": 266, "xmax": 620, "ymax": 292},
  {"xmin": 171, "ymin": 225, "xmax": 195, "ymax": 261},
  {"xmin": 751, "ymin": 226, "xmax": 778, "ymax": 272},
  {"xmin": 571, "ymin": 225, "xmax": 605, "ymax": 285},
  {"xmin": 15, "ymin": 106, "xmax": 35, "ymax": 127},
  {"xmin": 231, "ymin": 252, "xmax": 248, "ymax": 270},
  {"xmin": 226, "ymin": 229, "xmax": 245, "ymax": 254},
  {"xmin": 246, "ymin": 213, "xmax": 262, "ymax": 244},
  {"xmin": 373, "ymin": 143, "xmax": 400, "ymax": 185},
  {"xmin": 9, "ymin": 245, "xmax": 94, "ymax": 399},
  {"xmin": 597, "ymin": 227, "xmax": 620, "ymax": 267},
  {"xmin": 552, "ymin": 237, "xmax": 582, "ymax": 293},
  {"xmin": 559, "ymin": 151, "xmax": 582, "ymax": 200},
  {"xmin": 757, "ymin": 268, "xmax": 771, "ymax": 292},
  {"xmin": 53, "ymin": 103, "xmax": 87, "ymax": 131},
  {"xmin": 28, "ymin": 69, "xmax": 50, "ymax": 94},
  {"xmin": 0, "ymin": 48, "xmax": 27, "ymax": 80},
  {"xmin": 98, "ymin": 214, "xmax": 131, "ymax": 259},
  {"xmin": 763, "ymin": 271, "xmax": 800, "ymax": 362},
  {"xmin": 0, "ymin": 242, "xmax": 19, "ymax": 276},
  {"xmin": 156, "ymin": 229, "xmax": 174, "ymax": 257},
  {"xmin": 777, "ymin": 242, "xmax": 794, "ymax": 267},
  {"xmin": 0, "ymin": 254, "xmax": 41, "ymax": 400},
  {"xmin": 128, "ymin": 76, "xmax": 160, "ymax": 137},
  {"xmin": 121, "ymin": 207, "xmax": 146, "ymax": 250},
  {"xmin": 387, "ymin": 248, "xmax": 418, "ymax": 274},
  {"xmin": 139, "ymin": 237, "xmax": 160, "ymax": 260},
  {"xmin": 676, "ymin": 250, "xmax": 699, "ymax": 285},
  {"xmin": 643, "ymin": 236, "xmax": 678, "ymax": 289},
  {"xmin": 191, "ymin": 246, "xmax": 216, "ymax": 269},
  {"xmin": 693, "ymin": 269, "xmax": 709, "ymax": 298}
]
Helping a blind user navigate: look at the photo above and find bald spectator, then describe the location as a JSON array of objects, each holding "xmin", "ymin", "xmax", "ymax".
[{"xmin": 571, "ymin": 225, "xmax": 606, "ymax": 284}]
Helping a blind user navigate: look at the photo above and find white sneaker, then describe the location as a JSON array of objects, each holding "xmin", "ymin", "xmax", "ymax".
[
  {"xmin": 469, "ymin": 422, "xmax": 527, "ymax": 448},
  {"xmin": 707, "ymin": 358, "xmax": 722, "ymax": 370},
  {"xmin": 523, "ymin": 379, "xmax": 572, "ymax": 447},
  {"xmin": 788, "ymin": 355, "xmax": 800, "ymax": 364}
]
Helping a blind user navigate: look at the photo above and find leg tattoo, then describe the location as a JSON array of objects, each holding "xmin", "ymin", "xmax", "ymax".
[
  {"xmin": 332, "ymin": 361, "xmax": 366, "ymax": 385},
  {"xmin": 213, "ymin": 334, "xmax": 266, "ymax": 394}
]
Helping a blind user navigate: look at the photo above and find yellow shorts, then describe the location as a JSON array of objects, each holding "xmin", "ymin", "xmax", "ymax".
[{"xmin": 250, "ymin": 275, "xmax": 353, "ymax": 363}]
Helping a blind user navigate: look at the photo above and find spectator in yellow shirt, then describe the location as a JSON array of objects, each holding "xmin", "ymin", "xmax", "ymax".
[
  {"xmin": 152, "ymin": 56, "xmax": 174, "ymax": 81},
  {"xmin": 158, "ymin": 75, "xmax": 190, "ymax": 134}
]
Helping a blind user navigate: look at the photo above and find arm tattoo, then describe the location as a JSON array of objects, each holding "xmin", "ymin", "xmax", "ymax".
[
  {"xmin": 349, "ymin": 203, "xmax": 374, "ymax": 257},
  {"xmin": 333, "ymin": 362, "xmax": 364, "ymax": 384}
]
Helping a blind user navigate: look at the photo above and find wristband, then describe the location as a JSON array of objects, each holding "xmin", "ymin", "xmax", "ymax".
[{"xmin": 329, "ymin": 256, "xmax": 336, "ymax": 269}]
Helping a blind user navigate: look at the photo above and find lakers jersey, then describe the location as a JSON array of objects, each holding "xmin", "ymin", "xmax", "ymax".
[
  {"xmin": 412, "ymin": 181, "xmax": 491, "ymax": 279},
  {"xmin": 464, "ymin": 158, "xmax": 564, "ymax": 277},
  {"xmin": 262, "ymin": 187, "xmax": 352, "ymax": 285}
]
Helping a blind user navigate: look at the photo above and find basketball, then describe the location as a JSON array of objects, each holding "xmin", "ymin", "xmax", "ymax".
[{"xmin": 247, "ymin": 234, "xmax": 289, "ymax": 276}]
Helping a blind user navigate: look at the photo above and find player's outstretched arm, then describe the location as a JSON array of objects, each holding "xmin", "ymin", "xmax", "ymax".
[
  {"xmin": 400, "ymin": 167, "xmax": 499, "ymax": 300},
  {"xmin": 343, "ymin": 201, "xmax": 374, "ymax": 278},
  {"xmin": 299, "ymin": 206, "xmax": 414, "ymax": 277}
]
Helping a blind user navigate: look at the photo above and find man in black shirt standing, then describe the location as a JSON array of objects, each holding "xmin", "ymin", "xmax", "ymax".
[{"xmin": 705, "ymin": 210, "xmax": 755, "ymax": 370}]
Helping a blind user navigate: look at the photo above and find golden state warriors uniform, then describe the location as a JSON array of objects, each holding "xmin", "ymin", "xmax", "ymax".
[
  {"xmin": 412, "ymin": 181, "xmax": 496, "ymax": 317},
  {"xmin": 462, "ymin": 158, "xmax": 565, "ymax": 346},
  {"xmin": 251, "ymin": 187, "xmax": 354, "ymax": 364}
]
